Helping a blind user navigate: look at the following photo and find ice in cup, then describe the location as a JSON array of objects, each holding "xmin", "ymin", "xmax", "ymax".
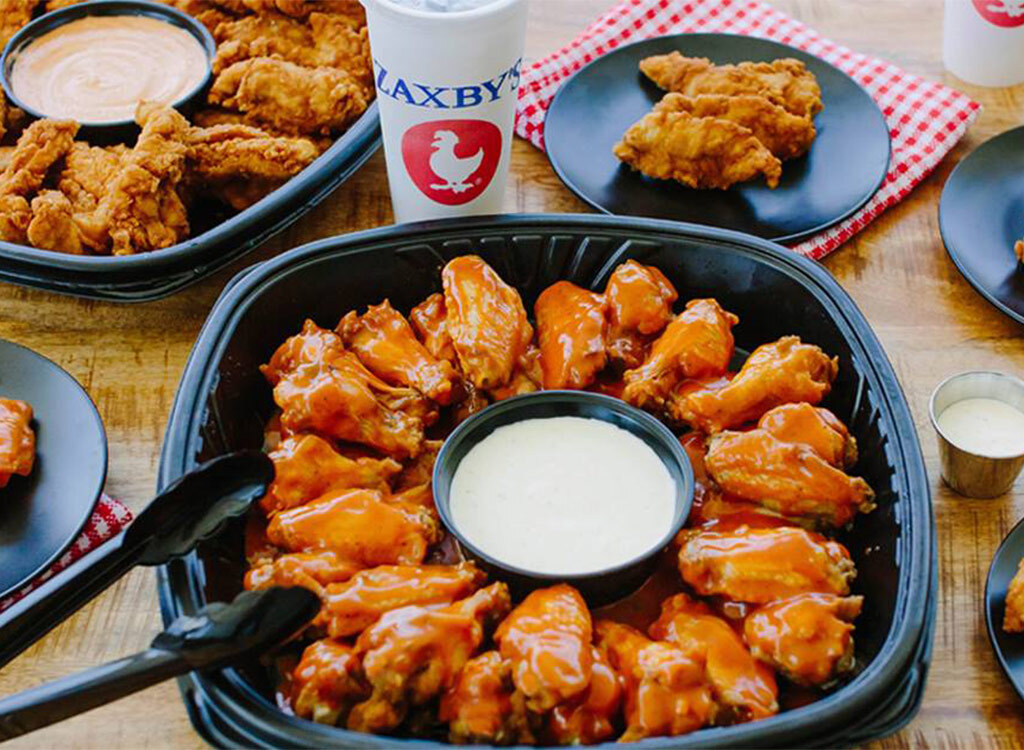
[{"xmin": 361, "ymin": 0, "xmax": 528, "ymax": 223}]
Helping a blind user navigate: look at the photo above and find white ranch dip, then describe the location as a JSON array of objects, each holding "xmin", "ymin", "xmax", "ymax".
[
  {"xmin": 449, "ymin": 416, "xmax": 677, "ymax": 575},
  {"xmin": 937, "ymin": 398, "xmax": 1024, "ymax": 457}
]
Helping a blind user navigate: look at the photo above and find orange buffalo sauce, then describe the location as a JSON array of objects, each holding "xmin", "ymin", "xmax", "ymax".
[{"xmin": 10, "ymin": 15, "xmax": 208, "ymax": 124}]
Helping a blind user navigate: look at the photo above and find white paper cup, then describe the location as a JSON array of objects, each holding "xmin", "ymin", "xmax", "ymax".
[
  {"xmin": 943, "ymin": 0, "xmax": 1024, "ymax": 87},
  {"xmin": 361, "ymin": 0, "xmax": 528, "ymax": 223}
]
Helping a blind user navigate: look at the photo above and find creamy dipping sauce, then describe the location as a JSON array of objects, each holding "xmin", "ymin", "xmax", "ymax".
[
  {"xmin": 10, "ymin": 16, "xmax": 208, "ymax": 124},
  {"xmin": 937, "ymin": 397, "xmax": 1024, "ymax": 457},
  {"xmin": 449, "ymin": 416, "xmax": 677, "ymax": 575}
]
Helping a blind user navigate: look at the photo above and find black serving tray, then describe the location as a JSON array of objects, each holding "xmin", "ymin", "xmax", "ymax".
[
  {"xmin": 0, "ymin": 103, "xmax": 379, "ymax": 302},
  {"xmin": 156, "ymin": 214, "xmax": 935, "ymax": 748}
]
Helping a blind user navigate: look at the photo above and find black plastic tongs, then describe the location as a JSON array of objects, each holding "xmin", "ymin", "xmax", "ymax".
[
  {"xmin": 0, "ymin": 585, "xmax": 320, "ymax": 739},
  {"xmin": 0, "ymin": 450, "xmax": 275, "ymax": 668}
]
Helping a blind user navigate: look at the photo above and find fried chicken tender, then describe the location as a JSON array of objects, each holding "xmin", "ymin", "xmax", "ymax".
[
  {"xmin": 614, "ymin": 108, "xmax": 782, "ymax": 190},
  {"xmin": 339, "ymin": 300, "xmax": 461, "ymax": 405},
  {"xmin": 494, "ymin": 584, "xmax": 594, "ymax": 714},
  {"xmin": 596, "ymin": 620, "xmax": 715, "ymax": 740},
  {"xmin": 534, "ymin": 281, "xmax": 608, "ymax": 390},
  {"xmin": 745, "ymin": 593, "xmax": 863, "ymax": 686},
  {"xmin": 546, "ymin": 646, "xmax": 622, "ymax": 746},
  {"xmin": 322, "ymin": 563, "xmax": 486, "ymax": 638},
  {"xmin": 677, "ymin": 526, "xmax": 856, "ymax": 604},
  {"xmin": 641, "ymin": 52, "xmax": 824, "ymax": 118},
  {"xmin": 654, "ymin": 92, "xmax": 816, "ymax": 161},
  {"xmin": 74, "ymin": 106, "xmax": 190, "ymax": 255},
  {"xmin": 442, "ymin": 255, "xmax": 534, "ymax": 391},
  {"xmin": 244, "ymin": 550, "xmax": 361, "ymax": 592},
  {"xmin": 186, "ymin": 123, "xmax": 321, "ymax": 182},
  {"xmin": 27, "ymin": 190, "xmax": 83, "ymax": 254},
  {"xmin": 670, "ymin": 336, "xmax": 838, "ymax": 433},
  {"xmin": 1004, "ymin": 556, "xmax": 1024, "ymax": 633},
  {"xmin": 57, "ymin": 143, "xmax": 128, "ymax": 214},
  {"xmin": 649, "ymin": 594, "xmax": 778, "ymax": 723},
  {"xmin": 349, "ymin": 582, "xmax": 511, "ymax": 734},
  {"xmin": 0, "ymin": 398, "xmax": 34, "ymax": 489},
  {"xmin": 241, "ymin": 0, "xmax": 365, "ymax": 20},
  {"xmin": 209, "ymin": 57, "xmax": 369, "ymax": 137},
  {"xmin": 261, "ymin": 434, "xmax": 401, "ymax": 514},
  {"xmin": 706, "ymin": 421, "xmax": 875, "ymax": 529},
  {"xmin": 439, "ymin": 650, "xmax": 535, "ymax": 746},
  {"xmin": 0, "ymin": 119, "xmax": 79, "ymax": 198},
  {"xmin": 266, "ymin": 487, "xmax": 440, "ymax": 567},
  {"xmin": 0, "ymin": 195, "xmax": 30, "ymax": 244},
  {"xmin": 623, "ymin": 299, "xmax": 738, "ymax": 412},
  {"xmin": 604, "ymin": 259, "xmax": 679, "ymax": 368},
  {"xmin": 291, "ymin": 639, "xmax": 369, "ymax": 726},
  {"xmin": 0, "ymin": 0, "xmax": 35, "ymax": 47}
]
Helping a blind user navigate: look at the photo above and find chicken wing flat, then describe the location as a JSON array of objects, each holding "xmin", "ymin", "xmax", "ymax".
[
  {"xmin": 745, "ymin": 593, "xmax": 863, "ymax": 686},
  {"xmin": 57, "ymin": 143, "xmax": 129, "ymax": 214},
  {"xmin": 339, "ymin": 300, "xmax": 461, "ymax": 405},
  {"xmin": 261, "ymin": 318, "xmax": 344, "ymax": 384},
  {"xmin": 439, "ymin": 650, "xmax": 535, "ymax": 745},
  {"xmin": 0, "ymin": 398, "xmax": 34, "ymax": 489},
  {"xmin": 410, "ymin": 292, "xmax": 458, "ymax": 363},
  {"xmin": 534, "ymin": 281, "xmax": 608, "ymax": 390},
  {"xmin": 27, "ymin": 190, "xmax": 82, "ymax": 254},
  {"xmin": 546, "ymin": 646, "xmax": 622, "ymax": 746},
  {"xmin": 595, "ymin": 620, "xmax": 715, "ymax": 740},
  {"xmin": 654, "ymin": 92, "xmax": 816, "ymax": 161},
  {"xmin": 706, "ymin": 425, "xmax": 875, "ymax": 528},
  {"xmin": 670, "ymin": 336, "xmax": 838, "ymax": 433},
  {"xmin": 261, "ymin": 433, "xmax": 401, "ymax": 514},
  {"xmin": 349, "ymin": 582, "xmax": 511, "ymax": 734},
  {"xmin": 640, "ymin": 52, "xmax": 823, "ymax": 118},
  {"xmin": 485, "ymin": 343, "xmax": 543, "ymax": 401},
  {"xmin": 266, "ymin": 487, "xmax": 440, "ymax": 567},
  {"xmin": 322, "ymin": 562, "xmax": 485, "ymax": 638},
  {"xmin": 1005, "ymin": 556, "xmax": 1024, "ymax": 633},
  {"xmin": 244, "ymin": 550, "xmax": 361, "ymax": 592},
  {"xmin": 494, "ymin": 584, "xmax": 594, "ymax": 714},
  {"xmin": 677, "ymin": 526, "xmax": 856, "ymax": 604},
  {"xmin": 758, "ymin": 402, "xmax": 857, "ymax": 469},
  {"xmin": 649, "ymin": 593, "xmax": 778, "ymax": 723},
  {"xmin": 604, "ymin": 259, "xmax": 678, "ymax": 369},
  {"xmin": 614, "ymin": 108, "xmax": 782, "ymax": 190},
  {"xmin": 442, "ymin": 255, "xmax": 534, "ymax": 391},
  {"xmin": 623, "ymin": 298, "xmax": 738, "ymax": 412},
  {"xmin": 0, "ymin": 0, "xmax": 35, "ymax": 47},
  {"xmin": 209, "ymin": 57, "xmax": 369, "ymax": 137},
  {"xmin": 290, "ymin": 638, "xmax": 369, "ymax": 726},
  {"xmin": 186, "ymin": 123, "xmax": 321, "ymax": 182}
]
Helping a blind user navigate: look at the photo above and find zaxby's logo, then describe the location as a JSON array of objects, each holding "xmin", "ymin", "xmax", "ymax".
[
  {"xmin": 402, "ymin": 120, "xmax": 502, "ymax": 205},
  {"xmin": 973, "ymin": 0, "xmax": 1024, "ymax": 27},
  {"xmin": 375, "ymin": 58, "xmax": 522, "ymax": 109}
]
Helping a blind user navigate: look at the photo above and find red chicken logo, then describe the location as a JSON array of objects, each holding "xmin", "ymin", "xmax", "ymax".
[
  {"xmin": 973, "ymin": 0, "xmax": 1024, "ymax": 27},
  {"xmin": 401, "ymin": 120, "xmax": 502, "ymax": 205}
]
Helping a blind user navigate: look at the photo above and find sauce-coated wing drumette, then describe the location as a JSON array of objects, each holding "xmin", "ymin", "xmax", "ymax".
[
  {"xmin": 439, "ymin": 650, "xmax": 535, "ymax": 745},
  {"xmin": 493, "ymin": 584, "xmax": 595, "ymax": 713},
  {"xmin": 545, "ymin": 646, "xmax": 623, "ymax": 746},
  {"xmin": 595, "ymin": 620, "xmax": 715, "ymax": 740},
  {"xmin": 670, "ymin": 336, "xmax": 838, "ymax": 433},
  {"xmin": 322, "ymin": 563, "xmax": 486, "ymax": 638},
  {"xmin": 534, "ymin": 281, "xmax": 609, "ymax": 390},
  {"xmin": 604, "ymin": 259, "xmax": 678, "ymax": 369},
  {"xmin": 244, "ymin": 550, "xmax": 361, "ymax": 593},
  {"xmin": 290, "ymin": 638, "xmax": 369, "ymax": 726},
  {"xmin": 757, "ymin": 402, "xmax": 858, "ymax": 469},
  {"xmin": 649, "ymin": 593, "xmax": 778, "ymax": 723},
  {"xmin": 339, "ymin": 300, "xmax": 460, "ymax": 405},
  {"xmin": 623, "ymin": 298, "xmax": 738, "ymax": 412},
  {"xmin": 441, "ymin": 255, "xmax": 533, "ymax": 391},
  {"xmin": 677, "ymin": 526, "xmax": 856, "ymax": 604},
  {"xmin": 744, "ymin": 593, "xmax": 864, "ymax": 686},
  {"xmin": 348, "ymin": 582, "xmax": 512, "ymax": 734}
]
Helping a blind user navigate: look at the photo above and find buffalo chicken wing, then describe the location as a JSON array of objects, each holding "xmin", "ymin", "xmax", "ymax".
[
  {"xmin": 604, "ymin": 259, "xmax": 679, "ymax": 369},
  {"xmin": 439, "ymin": 651, "xmax": 535, "ymax": 745},
  {"xmin": 534, "ymin": 281, "xmax": 609, "ymax": 390},
  {"xmin": 0, "ymin": 398, "xmax": 35, "ymax": 489}
]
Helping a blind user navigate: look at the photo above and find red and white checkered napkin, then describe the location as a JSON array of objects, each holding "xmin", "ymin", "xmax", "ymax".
[
  {"xmin": 515, "ymin": 0, "xmax": 981, "ymax": 260},
  {"xmin": 0, "ymin": 495, "xmax": 133, "ymax": 614}
]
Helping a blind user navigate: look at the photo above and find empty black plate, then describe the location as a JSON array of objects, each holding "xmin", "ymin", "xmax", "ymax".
[
  {"xmin": 986, "ymin": 513, "xmax": 1024, "ymax": 703},
  {"xmin": 0, "ymin": 340, "xmax": 107, "ymax": 600},
  {"xmin": 545, "ymin": 33, "xmax": 891, "ymax": 242},
  {"xmin": 940, "ymin": 126, "xmax": 1024, "ymax": 325}
]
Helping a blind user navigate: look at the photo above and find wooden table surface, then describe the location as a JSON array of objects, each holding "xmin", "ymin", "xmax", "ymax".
[{"xmin": 0, "ymin": 0, "xmax": 1022, "ymax": 746}]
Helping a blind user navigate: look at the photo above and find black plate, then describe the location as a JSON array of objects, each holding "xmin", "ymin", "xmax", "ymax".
[
  {"xmin": 545, "ymin": 34, "xmax": 891, "ymax": 243},
  {"xmin": 0, "ymin": 340, "xmax": 107, "ymax": 600},
  {"xmin": 985, "ymin": 513, "xmax": 1024, "ymax": 702},
  {"xmin": 157, "ymin": 214, "xmax": 934, "ymax": 748},
  {"xmin": 940, "ymin": 126, "xmax": 1024, "ymax": 325}
]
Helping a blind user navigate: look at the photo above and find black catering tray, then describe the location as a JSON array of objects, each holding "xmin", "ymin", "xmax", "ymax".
[
  {"xmin": 156, "ymin": 214, "xmax": 936, "ymax": 748},
  {"xmin": 0, "ymin": 104, "xmax": 380, "ymax": 302}
]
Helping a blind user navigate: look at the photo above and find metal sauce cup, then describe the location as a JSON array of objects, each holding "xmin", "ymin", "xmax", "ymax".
[{"xmin": 929, "ymin": 371, "xmax": 1024, "ymax": 498}]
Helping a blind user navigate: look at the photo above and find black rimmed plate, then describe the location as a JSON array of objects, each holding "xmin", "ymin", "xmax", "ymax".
[
  {"xmin": 544, "ymin": 33, "xmax": 891, "ymax": 243},
  {"xmin": 940, "ymin": 126, "xmax": 1024, "ymax": 325},
  {"xmin": 986, "ymin": 513, "xmax": 1024, "ymax": 702},
  {"xmin": 0, "ymin": 340, "xmax": 107, "ymax": 599}
]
